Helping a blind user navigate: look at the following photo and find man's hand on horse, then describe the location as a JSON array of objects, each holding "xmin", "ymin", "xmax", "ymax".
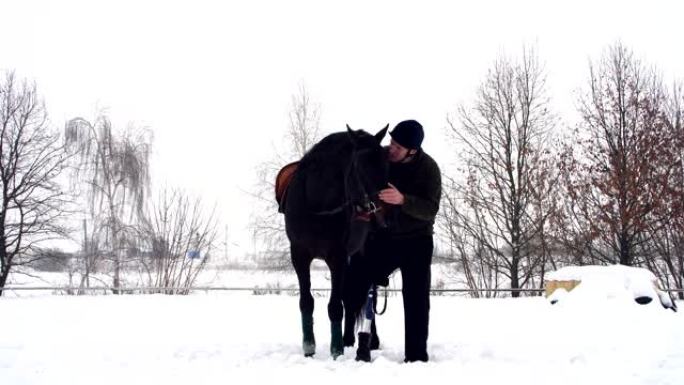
[{"xmin": 379, "ymin": 183, "xmax": 405, "ymax": 205}]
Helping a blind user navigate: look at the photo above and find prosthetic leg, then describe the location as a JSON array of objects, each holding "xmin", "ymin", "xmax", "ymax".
[{"xmin": 355, "ymin": 285, "xmax": 376, "ymax": 362}]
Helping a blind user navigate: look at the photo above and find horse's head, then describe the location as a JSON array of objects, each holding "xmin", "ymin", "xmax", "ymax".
[
  {"xmin": 345, "ymin": 124, "xmax": 389, "ymax": 256},
  {"xmin": 346, "ymin": 124, "xmax": 389, "ymax": 215}
]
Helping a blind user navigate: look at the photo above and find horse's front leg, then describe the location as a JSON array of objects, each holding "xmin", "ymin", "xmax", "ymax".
[
  {"xmin": 327, "ymin": 256, "xmax": 346, "ymax": 359},
  {"xmin": 342, "ymin": 252, "xmax": 375, "ymax": 348},
  {"xmin": 343, "ymin": 302, "xmax": 357, "ymax": 347}
]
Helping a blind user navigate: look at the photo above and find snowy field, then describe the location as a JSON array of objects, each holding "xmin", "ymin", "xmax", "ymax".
[
  {"xmin": 1, "ymin": 262, "xmax": 464, "ymax": 295},
  {"xmin": 1, "ymin": 288, "xmax": 682, "ymax": 385}
]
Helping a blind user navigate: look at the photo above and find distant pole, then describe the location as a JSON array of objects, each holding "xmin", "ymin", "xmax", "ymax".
[{"xmin": 224, "ymin": 224, "xmax": 229, "ymax": 263}]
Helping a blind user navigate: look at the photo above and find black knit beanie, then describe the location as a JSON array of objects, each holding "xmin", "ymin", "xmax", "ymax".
[{"xmin": 389, "ymin": 120, "xmax": 424, "ymax": 149}]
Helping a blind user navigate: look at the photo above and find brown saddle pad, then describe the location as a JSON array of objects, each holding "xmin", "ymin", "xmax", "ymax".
[{"xmin": 275, "ymin": 161, "xmax": 299, "ymax": 212}]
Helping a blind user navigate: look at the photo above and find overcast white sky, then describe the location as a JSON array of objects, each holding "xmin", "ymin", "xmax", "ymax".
[{"xmin": 2, "ymin": 0, "xmax": 683, "ymax": 256}]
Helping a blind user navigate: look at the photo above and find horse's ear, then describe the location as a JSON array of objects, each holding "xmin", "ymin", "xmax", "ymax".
[
  {"xmin": 374, "ymin": 124, "xmax": 389, "ymax": 143},
  {"xmin": 347, "ymin": 124, "xmax": 358, "ymax": 147}
]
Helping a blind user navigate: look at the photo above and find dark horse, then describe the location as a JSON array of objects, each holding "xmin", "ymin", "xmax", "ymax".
[{"xmin": 278, "ymin": 125, "xmax": 388, "ymax": 358}]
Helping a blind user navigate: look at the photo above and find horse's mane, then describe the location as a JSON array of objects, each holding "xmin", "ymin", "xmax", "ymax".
[
  {"xmin": 299, "ymin": 132, "xmax": 350, "ymax": 170},
  {"xmin": 299, "ymin": 130, "xmax": 377, "ymax": 171}
]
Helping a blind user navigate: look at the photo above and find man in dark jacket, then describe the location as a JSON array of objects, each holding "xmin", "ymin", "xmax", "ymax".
[{"xmin": 351, "ymin": 119, "xmax": 441, "ymax": 363}]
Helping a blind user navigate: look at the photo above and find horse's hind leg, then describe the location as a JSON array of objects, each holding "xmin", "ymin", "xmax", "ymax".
[
  {"xmin": 327, "ymin": 256, "xmax": 346, "ymax": 359},
  {"xmin": 292, "ymin": 246, "xmax": 315, "ymax": 357}
]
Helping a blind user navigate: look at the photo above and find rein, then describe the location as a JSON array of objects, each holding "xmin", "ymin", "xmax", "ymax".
[{"xmin": 373, "ymin": 285, "xmax": 388, "ymax": 315}]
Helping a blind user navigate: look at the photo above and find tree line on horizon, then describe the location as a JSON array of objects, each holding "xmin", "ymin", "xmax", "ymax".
[
  {"xmin": 1, "ymin": 41, "xmax": 682, "ymax": 298},
  {"xmin": 0, "ymin": 73, "xmax": 218, "ymax": 296},
  {"xmin": 252, "ymin": 42, "xmax": 684, "ymax": 299}
]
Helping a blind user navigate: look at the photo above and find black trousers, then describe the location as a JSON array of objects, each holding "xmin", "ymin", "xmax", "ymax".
[{"xmin": 348, "ymin": 233, "xmax": 433, "ymax": 361}]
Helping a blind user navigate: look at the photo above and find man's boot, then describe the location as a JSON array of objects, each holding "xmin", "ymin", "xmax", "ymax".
[{"xmin": 355, "ymin": 332, "xmax": 372, "ymax": 362}]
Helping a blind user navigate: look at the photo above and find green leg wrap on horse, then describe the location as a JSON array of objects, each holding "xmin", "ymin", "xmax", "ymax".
[
  {"xmin": 302, "ymin": 314, "xmax": 315, "ymax": 357},
  {"xmin": 330, "ymin": 321, "xmax": 344, "ymax": 359}
]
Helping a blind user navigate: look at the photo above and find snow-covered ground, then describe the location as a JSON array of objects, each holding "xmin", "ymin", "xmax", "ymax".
[{"xmin": 2, "ymin": 287, "xmax": 682, "ymax": 385}]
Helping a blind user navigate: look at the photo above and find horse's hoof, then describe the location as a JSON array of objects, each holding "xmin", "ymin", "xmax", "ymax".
[
  {"xmin": 343, "ymin": 334, "xmax": 355, "ymax": 347},
  {"xmin": 331, "ymin": 349, "xmax": 343, "ymax": 360},
  {"xmin": 303, "ymin": 341, "xmax": 316, "ymax": 357},
  {"xmin": 331, "ymin": 345, "xmax": 344, "ymax": 357}
]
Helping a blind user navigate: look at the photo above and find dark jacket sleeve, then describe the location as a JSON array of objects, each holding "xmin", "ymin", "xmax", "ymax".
[{"xmin": 401, "ymin": 157, "xmax": 442, "ymax": 222}]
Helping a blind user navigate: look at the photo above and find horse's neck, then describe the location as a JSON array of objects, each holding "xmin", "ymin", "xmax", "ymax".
[{"xmin": 302, "ymin": 154, "xmax": 351, "ymax": 212}]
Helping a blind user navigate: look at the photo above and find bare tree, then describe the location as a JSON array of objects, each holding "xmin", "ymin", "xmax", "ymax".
[
  {"xmin": 141, "ymin": 187, "xmax": 218, "ymax": 294},
  {"xmin": 438, "ymin": 176, "xmax": 502, "ymax": 298},
  {"xmin": 65, "ymin": 112, "xmax": 152, "ymax": 293},
  {"xmin": 557, "ymin": 43, "xmax": 673, "ymax": 267},
  {"xmin": 0, "ymin": 71, "xmax": 72, "ymax": 295},
  {"xmin": 644, "ymin": 81, "xmax": 684, "ymax": 296},
  {"xmin": 249, "ymin": 82, "xmax": 321, "ymax": 269},
  {"xmin": 444, "ymin": 48, "xmax": 557, "ymax": 297},
  {"xmin": 287, "ymin": 82, "xmax": 321, "ymax": 158}
]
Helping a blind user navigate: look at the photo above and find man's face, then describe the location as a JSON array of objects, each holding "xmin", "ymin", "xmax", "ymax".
[{"xmin": 387, "ymin": 139, "xmax": 415, "ymax": 163}]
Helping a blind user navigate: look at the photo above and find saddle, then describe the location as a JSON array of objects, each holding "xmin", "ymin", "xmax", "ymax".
[{"xmin": 275, "ymin": 161, "xmax": 299, "ymax": 213}]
